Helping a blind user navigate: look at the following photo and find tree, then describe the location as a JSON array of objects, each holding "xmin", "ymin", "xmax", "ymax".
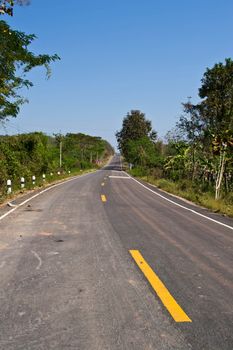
[
  {"xmin": 176, "ymin": 101, "xmax": 205, "ymax": 180},
  {"xmin": 199, "ymin": 59, "xmax": 233, "ymax": 199},
  {"xmin": 0, "ymin": 20, "xmax": 60, "ymax": 120},
  {"xmin": 199, "ymin": 58, "xmax": 233, "ymax": 135},
  {"xmin": 127, "ymin": 137, "xmax": 157, "ymax": 167},
  {"xmin": 116, "ymin": 110, "xmax": 157, "ymax": 161},
  {"xmin": 176, "ymin": 59, "xmax": 233, "ymax": 198},
  {"xmin": 0, "ymin": 1, "xmax": 29, "ymax": 16}
]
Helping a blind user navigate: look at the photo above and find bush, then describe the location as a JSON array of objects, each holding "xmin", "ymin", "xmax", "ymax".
[
  {"xmin": 0, "ymin": 132, "xmax": 114, "ymax": 197},
  {"xmin": 129, "ymin": 167, "xmax": 148, "ymax": 177}
]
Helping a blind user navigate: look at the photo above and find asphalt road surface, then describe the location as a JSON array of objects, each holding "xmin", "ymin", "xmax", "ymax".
[{"xmin": 0, "ymin": 155, "xmax": 232, "ymax": 349}]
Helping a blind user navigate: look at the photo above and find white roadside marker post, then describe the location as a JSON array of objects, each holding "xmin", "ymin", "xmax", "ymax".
[
  {"xmin": 32, "ymin": 175, "xmax": 36, "ymax": 186},
  {"xmin": 57, "ymin": 171, "xmax": 60, "ymax": 176},
  {"xmin": 20, "ymin": 177, "xmax": 25, "ymax": 189},
  {"xmin": 42, "ymin": 174, "xmax": 46, "ymax": 182},
  {"xmin": 7, "ymin": 179, "xmax": 12, "ymax": 194},
  {"xmin": 50, "ymin": 172, "xmax": 53, "ymax": 176}
]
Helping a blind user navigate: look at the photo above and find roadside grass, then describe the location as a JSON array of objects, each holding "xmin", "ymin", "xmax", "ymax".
[{"xmin": 129, "ymin": 170, "xmax": 233, "ymax": 218}]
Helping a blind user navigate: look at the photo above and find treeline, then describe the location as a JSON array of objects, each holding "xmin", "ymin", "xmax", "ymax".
[
  {"xmin": 116, "ymin": 58, "xmax": 233, "ymax": 210},
  {"xmin": 0, "ymin": 132, "xmax": 113, "ymax": 192}
]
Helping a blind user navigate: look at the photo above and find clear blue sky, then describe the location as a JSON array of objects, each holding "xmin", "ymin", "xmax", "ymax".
[{"xmin": 3, "ymin": 0, "xmax": 233, "ymax": 147}]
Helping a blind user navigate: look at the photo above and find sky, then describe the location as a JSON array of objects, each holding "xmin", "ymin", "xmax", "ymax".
[{"xmin": 2, "ymin": 0, "xmax": 233, "ymax": 148}]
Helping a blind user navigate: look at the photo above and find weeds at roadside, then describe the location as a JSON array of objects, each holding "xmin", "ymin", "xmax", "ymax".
[{"xmin": 129, "ymin": 171, "xmax": 233, "ymax": 218}]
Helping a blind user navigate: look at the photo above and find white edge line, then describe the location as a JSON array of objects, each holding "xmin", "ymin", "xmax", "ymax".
[
  {"xmin": 123, "ymin": 171, "xmax": 233, "ymax": 231},
  {"xmin": 7, "ymin": 202, "xmax": 18, "ymax": 208},
  {"xmin": 0, "ymin": 172, "xmax": 96, "ymax": 222},
  {"xmin": 109, "ymin": 176, "xmax": 131, "ymax": 179}
]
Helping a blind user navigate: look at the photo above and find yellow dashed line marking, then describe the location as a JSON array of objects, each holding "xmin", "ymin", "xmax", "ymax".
[
  {"xmin": 101, "ymin": 195, "xmax": 107, "ymax": 202},
  {"xmin": 129, "ymin": 250, "xmax": 192, "ymax": 322}
]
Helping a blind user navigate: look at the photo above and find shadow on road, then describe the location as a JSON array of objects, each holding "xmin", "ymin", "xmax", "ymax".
[
  {"xmin": 101, "ymin": 155, "xmax": 125, "ymax": 171},
  {"xmin": 102, "ymin": 162, "xmax": 123, "ymax": 171}
]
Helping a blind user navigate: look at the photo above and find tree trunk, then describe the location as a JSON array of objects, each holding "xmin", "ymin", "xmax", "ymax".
[{"xmin": 215, "ymin": 149, "xmax": 226, "ymax": 200}]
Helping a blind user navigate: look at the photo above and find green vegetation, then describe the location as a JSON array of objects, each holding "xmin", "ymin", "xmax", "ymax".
[
  {"xmin": 129, "ymin": 173, "xmax": 233, "ymax": 217},
  {"xmin": 118, "ymin": 59, "xmax": 233, "ymax": 217},
  {"xmin": 0, "ymin": 1, "xmax": 59, "ymax": 120},
  {"xmin": 0, "ymin": 20, "xmax": 60, "ymax": 120},
  {"xmin": 0, "ymin": 132, "xmax": 113, "ymax": 201},
  {"xmin": 0, "ymin": 1, "xmax": 77, "ymax": 202},
  {"xmin": 0, "ymin": 1, "xmax": 29, "ymax": 16},
  {"xmin": 116, "ymin": 110, "xmax": 157, "ymax": 166},
  {"xmin": 0, "ymin": 3, "xmax": 114, "ymax": 203}
]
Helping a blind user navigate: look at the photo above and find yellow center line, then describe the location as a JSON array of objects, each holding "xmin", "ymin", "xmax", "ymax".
[
  {"xmin": 129, "ymin": 250, "xmax": 192, "ymax": 323},
  {"xmin": 101, "ymin": 194, "xmax": 107, "ymax": 202}
]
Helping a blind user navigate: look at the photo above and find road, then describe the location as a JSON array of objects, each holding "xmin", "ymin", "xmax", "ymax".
[{"xmin": 0, "ymin": 155, "xmax": 232, "ymax": 349}]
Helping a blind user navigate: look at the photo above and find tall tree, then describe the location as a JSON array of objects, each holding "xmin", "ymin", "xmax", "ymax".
[
  {"xmin": 177, "ymin": 59, "xmax": 233, "ymax": 198},
  {"xmin": 176, "ymin": 101, "xmax": 205, "ymax": 179},
  {"xmin": 198, "ymin": 60, "xmax": 233, "ymax": 199},
  {"xmin": 199, "ymin": 58, "xmax": 233, "ymax": 136},
  {"xmin": 0, "ymin": 20, "xmax": 60, "ymax": 120},
  {"xmin": 0, "ymin": 1, "xmax": 29, "ymax": 16},
  {"xmin": 127, "ymin": 137, "xmax": 157, "ymax": 167},
  {"xmin": 116, "ymin": 110, "xmax": 157, "ymax": 161}
]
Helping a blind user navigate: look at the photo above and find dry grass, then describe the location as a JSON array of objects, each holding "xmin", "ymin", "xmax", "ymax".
[{"xmin": 139, "ymin": 176, "xmax": 233, "ymax": 218}]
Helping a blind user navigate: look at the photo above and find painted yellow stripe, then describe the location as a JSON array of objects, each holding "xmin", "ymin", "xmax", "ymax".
[
  {"xmin": 129, "ymin": 250, "xmax": 192, "ymax": 322},
  {"xmin": 101, "ymin": 195, "xmax": 107, "ymax": 202}
]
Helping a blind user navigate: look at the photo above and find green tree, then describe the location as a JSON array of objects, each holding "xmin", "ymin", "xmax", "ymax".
[
  {"xmin": 199, "ymin": 58, "xmax": 233, "ymax": 136},
  {"xmin": 0, "ymin": 1, "xmax": 29, "ymax": 16},
  {"xmin": 0, "ymin": 20, "xmax": 60, "ymax": 120},
  {"xmin": 116, "ymin": 110, "xmax": 157, "ymax": 161},
  {"xmin": 127, "ymin": 137, "xmax": 157, "ymax": 167},
  {"xmin": 198, "ymin": 59, "xmax": 233, "ymax": 198},
  {"xmin": 176, "ymin": 101, "xmax": 205, "ymax": 180},
  {"xmin": 0, "ymin": 132, "xmax": 113, "ymax": 195},
  {"xmin": 176, "ymin": 59, "xmax": 233, "ymax": 198}
]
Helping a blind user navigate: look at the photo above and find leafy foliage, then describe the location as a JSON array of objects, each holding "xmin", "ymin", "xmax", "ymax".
[
  {"xmin": 61, "ymin": 133, "xmax": 113, "ymax": 169},
  {"xmin": 163, "ymin": 60, "xmax": 233, "ymax": 199},
  {"xmin": 0, "ymin": 132, "xmax": 113, "ymax": 192},
  {"xmin": 127, "ymin": 137, "xmax": 159, "ymax": 167},
  {"xmin": 0, "ymin": 1, "xmax": 29, "ymax": 16},
  {"xmin": 118, "ymin": 59, "xmax": 233, "ymax": 202},
  {"xmin": 175, "ymin": 59, "xmax": 233, "ymax": 198},
  {"xmin": 116, "ymin": 110, "xmax": 157, "ymax": 163},
  {"xmin": 0, "ymin": 20, "xmax": 60, "ymax": 120}
]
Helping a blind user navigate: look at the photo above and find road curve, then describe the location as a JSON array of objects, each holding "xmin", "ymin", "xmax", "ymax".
[{"xmin": 0, "ymin": 155, "xmax": 232, "ymax": 349}]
